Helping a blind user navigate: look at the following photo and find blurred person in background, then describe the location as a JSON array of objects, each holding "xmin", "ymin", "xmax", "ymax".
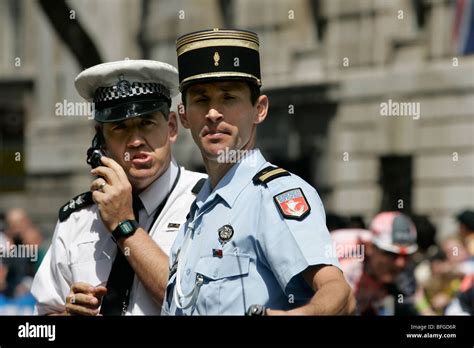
[
  {"xmin": 5, "ymin": 208, "xmax": 41, "ymax": 246},
  {"xmin": 0, "ymin": 209, "xmax": 39, "ymax": 314},
  {"xmin": 348, "ymin": 215, "xmax": 366, "ymax": 230},
  {"xmin": 408, "ymin": 215, "xmax": 459, "ymax": 315},
  {"xmin": 414, "ymin": 245, "xmax": 465, "ymax": 315},
  {"xmin": 0, "ymin": 212, "xmax": 7, "ymax": 263},
  {"xmin": 326, "ymin": 213, "xmax": 349, "ymax": 232},
  {"xmin": 0, "ymin": 262, "xmax": 8, "ymax": 296},
  {"xmin": 2, "ymin": 208, "xmax": 44, "ymax": 298},
  {"xmin": 445, "ymin": 210, "xmax": 474, "ymax": 315},
  {"xmin": 457, "ymin": 210, "xmax": 474, "ymax": 259},
  {"xmin": 5, "ymin": 208, "xmax": 45, "ymax": 266},
  {"xmin": 0, "ymin": 212, "xmax": 8, "ymax": 289},
  {"xmin": 331, "ymin": 211, "xmax": 418, "ymax": 315}
]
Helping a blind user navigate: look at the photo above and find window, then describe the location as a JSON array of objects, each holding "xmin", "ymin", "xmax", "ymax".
[{"xmin": 379, "ymin": 155, "xmax": 412, "ymax": 213}]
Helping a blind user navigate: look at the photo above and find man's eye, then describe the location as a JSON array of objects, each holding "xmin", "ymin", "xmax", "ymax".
[
  {"xmin": 141, "ymin": 119, "xmax": 155, "ymax": 126},
  {"xmin": 112, "ymin": 124, "xmax": 126, "ymax": 130},
  {"xmin": 224, "ymin": 95, "xmax": 235, "ymax": 100},
  {"xmin": 194, "ymin": 98, "xmax": 208, "ymax": 103}
]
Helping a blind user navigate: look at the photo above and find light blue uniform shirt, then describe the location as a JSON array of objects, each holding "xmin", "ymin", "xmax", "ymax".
[{"xmin": 162, "ymin": 149, "xmax": 339, "ymax": 315}]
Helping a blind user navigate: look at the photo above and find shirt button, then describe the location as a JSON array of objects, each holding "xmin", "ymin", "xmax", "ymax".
[
  {"xmin": 213, "ymin": 269, "xmax": 218, "ymax": 278},
  {"xmin": 186, "ymin": 268, "xmax": 191, "ymax": 276}
]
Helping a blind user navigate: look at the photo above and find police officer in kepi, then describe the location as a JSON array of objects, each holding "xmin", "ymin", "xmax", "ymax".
[
  {"xmin": 160, "ymin": 29, "xmax": 356, "ymax": 315},
  {"xmin": 31, "ymin": 60, "xmax": 206, "ymax": 315}
]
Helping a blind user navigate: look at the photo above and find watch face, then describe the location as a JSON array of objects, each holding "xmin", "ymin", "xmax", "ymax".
[
  {"xmin": 113, "ymin": 220, "xmax": 138, "ymax": 241},
  {"xmin": 121, "ymin": 221, "xmax": 135, "ymax": 233}
]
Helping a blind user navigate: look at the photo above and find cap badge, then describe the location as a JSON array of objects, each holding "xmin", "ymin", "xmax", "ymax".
[
  {"xmin": 115, "ymin": 75, "xmax": 131, "ymax": 96},
  {"xmin": 213, "ymin": 52, "xmax": 220, "ymax": 67}
]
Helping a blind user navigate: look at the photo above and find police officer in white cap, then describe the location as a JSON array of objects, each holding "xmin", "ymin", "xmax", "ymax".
[{"xmin": 31, "ymin": 60, "xmax": 206, "ymax": 315}]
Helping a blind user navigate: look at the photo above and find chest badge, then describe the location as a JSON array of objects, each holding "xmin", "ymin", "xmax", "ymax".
[
  {"xmin": 218, "ymin": 224, "xmax": 234, "ymax": 245},
  {"xmin": 274, "ymin": 188, "xmax": 311, "ymax": 220}
]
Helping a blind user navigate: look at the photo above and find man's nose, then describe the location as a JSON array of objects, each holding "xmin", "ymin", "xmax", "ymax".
[
  {"xmin": 394, "ymin": 255, "xmax": 408, "ymax": 268},
  {"xmin": 206, "ymin": 107, "xmax": 224, "ymax": 123},
  {"xmin": 127, "ymin": 128, "xmax": 145, "ymax": 147}
]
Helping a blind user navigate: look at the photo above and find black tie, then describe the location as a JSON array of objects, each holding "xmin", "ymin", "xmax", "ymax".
[{"xmin": 100, "ymin": 195, "xmax": 142, "ymax": 315}]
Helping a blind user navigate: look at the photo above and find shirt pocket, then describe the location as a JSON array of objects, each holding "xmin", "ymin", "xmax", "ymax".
[
  {"xmin": 71, "ymin": 232, "xmax": 115, "ymax": 265},
  {"xmin": 194, "ymin": 253, "xmax": 251, "ymax": 315},
  {"xmin": 70, "ymin": 258, "xmax": 112, "ymax": 287},
  {"xmin": 195, "ymin": 253, "xmax": 250, "ymax": 280}
]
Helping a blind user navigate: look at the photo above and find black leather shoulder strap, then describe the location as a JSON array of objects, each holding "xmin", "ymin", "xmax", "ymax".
[
  {"xmin": 191, "ymin": 178, "xmax": 206, "ymax": 195},
  {"xmin": 58, "ymin": 191, "xmax": 94, "ymax": 222}
]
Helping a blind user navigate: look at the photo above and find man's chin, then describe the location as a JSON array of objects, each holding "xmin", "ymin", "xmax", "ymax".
[
  {"xmin": 128, "ymin": 168, "xmax": 159, "ymax": 187},
  {"xmin": 200, "ymin": 142, "xmax": 236, "ymax": 162}
]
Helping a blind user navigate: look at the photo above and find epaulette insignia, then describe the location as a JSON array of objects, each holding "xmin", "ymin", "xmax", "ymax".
[
  {"xmin": 191, "ymin": 178, "xmax": 206, "ymax": 195},
  {"xmin": 58, "ymin": 191, "xmax": 94, "ymax": 222},
  {"xmin": 252, "ymin": 166, "xmax": 290, "ymax": 186}
]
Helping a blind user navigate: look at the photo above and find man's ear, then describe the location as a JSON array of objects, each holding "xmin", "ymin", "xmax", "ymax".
[
  {"xmin": 178, "ymin": 103, "xmax": 190, "ymax": 129},
  {"xmin": 168, "ymin": 112, "xmax": 178, "ymax": 144},
  {"xmin": 254, "ymin": 95, "xmax": 269, "ymax": 125}
]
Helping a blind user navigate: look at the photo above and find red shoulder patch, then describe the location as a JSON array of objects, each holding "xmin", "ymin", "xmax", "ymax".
[{"xmin": 273, "ymin": 188, "xmax": 311, "ymax": 220}]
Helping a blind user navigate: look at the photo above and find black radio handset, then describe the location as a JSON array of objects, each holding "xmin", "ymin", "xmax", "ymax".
[{"xmin": 87, "ymin": 131, "xmax": 106, "ymax": 169}]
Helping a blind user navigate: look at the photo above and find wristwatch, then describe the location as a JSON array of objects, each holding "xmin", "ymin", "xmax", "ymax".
[{"xmin": 112, "ymin": 219, "xmax": 139, "ymax": 242}]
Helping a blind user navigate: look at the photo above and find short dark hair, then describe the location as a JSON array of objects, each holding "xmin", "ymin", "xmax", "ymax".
[
  {"xmin": 457, "ymin": 210, "xmax": 474, "ymax": 231},
  {"xmin": 182, "ymin": 81, "xmax": 261, "ymax": 107},
  {"xmin": 248, "ymin": 82, "xmax": 261, "ymax": 105}
]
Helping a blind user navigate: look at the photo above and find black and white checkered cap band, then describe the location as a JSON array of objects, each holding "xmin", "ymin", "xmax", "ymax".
[{"xmin": 93, "ymin": 81, "xmax": 170, "ymax": 103}]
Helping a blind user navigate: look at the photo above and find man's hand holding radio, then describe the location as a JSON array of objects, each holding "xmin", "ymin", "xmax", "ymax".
[{"xmin": 90, "ymin": 156, "xmax": 135, "ymax": 232}]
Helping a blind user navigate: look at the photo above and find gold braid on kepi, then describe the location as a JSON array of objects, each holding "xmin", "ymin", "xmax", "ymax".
[{"xmin": 176, "ymin": 28, "xmax": 262, "ymax": 91}]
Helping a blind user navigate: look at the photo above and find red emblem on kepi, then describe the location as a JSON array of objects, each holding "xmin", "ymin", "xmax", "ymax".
[{"xmin": 274, "ymin": 188, "xmax": 311, "ymax": 220}]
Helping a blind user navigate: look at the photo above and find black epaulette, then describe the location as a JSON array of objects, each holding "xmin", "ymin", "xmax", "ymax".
[
  {"xmin": 252, "ymin": 166, "xmax": 290, "ymax": 186},
  {"xmin": 58, "ymin": 191, "xmax": 94, "ymax": 222},
  {"xmin": 191, "ymin": 178, "xmax": 206, "ymax": 195}
]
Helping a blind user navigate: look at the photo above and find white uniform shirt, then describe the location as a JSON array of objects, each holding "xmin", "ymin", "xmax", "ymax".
[{"xmin": 31, "ymin": 159, "xmax": 206, "ymax": 315}]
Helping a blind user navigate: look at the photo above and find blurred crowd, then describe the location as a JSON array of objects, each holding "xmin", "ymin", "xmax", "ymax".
[
  {"xmin": 0, "ymin": 206, "xmax": 472, "ymax": 316},
  {"xmin": 328, "ymin": 209, "xmax": 474, "ymax": 315},
  {"xmin": 0, "ymin": 209, "xmax": 46, "ymax": 314}
]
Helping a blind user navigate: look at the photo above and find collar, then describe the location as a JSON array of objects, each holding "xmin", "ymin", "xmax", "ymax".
[
  {"xmin": 139, "ymin": 157, "xmax": 179, "ymax": 216},
  {"xmin": 195, "ymin": 149, "xmax": 267, "ymax": 209}
]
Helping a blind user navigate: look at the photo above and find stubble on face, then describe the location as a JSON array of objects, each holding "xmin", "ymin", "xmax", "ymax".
[
  {"xmin": 185, "ymin": 82, "xmax": 258, "ymax": 163},
  {"xmin": 101, "ymin": 112, "xmax": 172, "ymax": 191}
]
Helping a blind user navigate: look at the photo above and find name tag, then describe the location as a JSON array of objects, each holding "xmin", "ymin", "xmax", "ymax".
[{"xmin": 167, "ymin": 223, "xmax": 181, "ymax": 229}]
